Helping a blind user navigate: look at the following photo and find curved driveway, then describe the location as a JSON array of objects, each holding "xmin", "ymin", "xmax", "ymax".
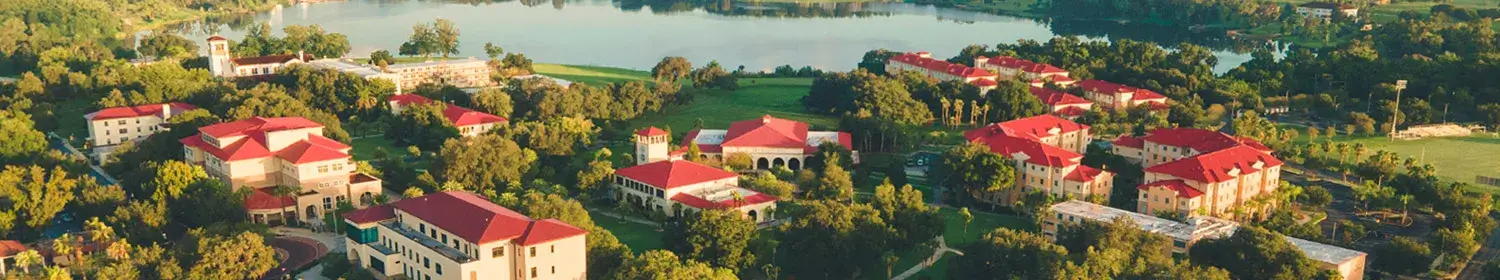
[{"xmin": 261, "ymin": 236, "xmax": 327, "ymax": 280}]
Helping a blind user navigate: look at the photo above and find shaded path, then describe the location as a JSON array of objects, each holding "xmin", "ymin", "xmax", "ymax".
[
  {"xmin": 1455, "ymin": 220, "xmax": 1500, "ymax": 280},
  {"xmin": 891, "ymin": 237, "xmax": 962, "ymax": 280},
  {"xmin": 261, "ymin": 236, "xmax": 327, "ymax": 280}
]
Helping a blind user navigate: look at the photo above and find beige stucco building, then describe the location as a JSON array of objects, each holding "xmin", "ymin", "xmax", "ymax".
[
  {"xmin": 1047, "ymin": 200, "xmax": 1366, "ymax": 280},
  {"xmin": 613, "ymin": 159, "xmax": 778, "ymax": 223},
  {"xmin": 887, "ymin": 52, "xmax": 1002, "ymax": 91},
  {"xmin": 84, "ymin": 102, "xmax": 199, "ymax": 161},
  {"xmin": 963, "ymin": 115, "xmax": 1113, "ymax": 206},
  {"xmin": 383, "ymin": 58, "xmax": 492, "ymax": 90},
  {"xmin": 1113, "ymin": 128, "xmax": 1283, "ymax": 218},
  {"xmin": 650, "ymin": 115, "xmax": 855, "ymax": 170},
  {"xmin": 342, "ymin": 191, "xmax": 587, "ymax": 280},
  {"xmin": 179, "ymin": 117, "xmax": 382, "ymax": 225},
  {"xmin": 1076, "ymin": 79, "xmax": 1171, "ymax": 112},
  {"xmin": 973, "ymin": 55, "xmax": 1072, "ymax": 84}
]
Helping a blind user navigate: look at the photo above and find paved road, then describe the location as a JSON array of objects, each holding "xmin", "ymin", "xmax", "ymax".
[
  {"xmin": 1455, "ymin": 220, "xmax": 1500, "ymax": 280},
  {"xmin": 261, "ymin": 236, "xmax": 327, "ymax": 280}
]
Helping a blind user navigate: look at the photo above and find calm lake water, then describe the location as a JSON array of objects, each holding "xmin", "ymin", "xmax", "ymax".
[{"xmin": 174, "ymin": 0, "xmax": 1266, "ymax": 74}]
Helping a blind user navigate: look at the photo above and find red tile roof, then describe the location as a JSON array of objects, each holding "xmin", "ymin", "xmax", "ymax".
[
  {"xmin": 1064, "ymin": 165, "xmax": 1106, "ymax": 182},
  {"xmin": 1055, "ymin": 106, "xmax": 1089, "ymax": 117},
  {"xmin": 392, "ymin": 191, "xmax": 536, "ymax": 244},
  {"xmin": 231, "ymin": 53, "xmax": 313, "ymax": 66},
  {"xmin": 388, "ymin": 94, "xmax": 507, "ymax": 127},
  {"xmin": 245, "ymin": 187, "xmax": 296, "ymax": 210},
  {"xmin": 198, "ymin": 117, "xmax": 324, "ymax": 138},
  {"xmin": 1052, "ymin": 76, "xmax": 1074, "ymax": 82},
  {"xmin": 517, "ymin": 219, "xmax": 588, "ymax": 246},
  {"xmin": 0, "ymin": 240, "xmax": 25, "ymax": 258},
  {"xmin": 1077, "ymin": 80, "xmax": 1168, "ymax": 104},
  {"xmin": 1144, "ymin": 101, "xmax": 1172, "ymax": 111},
  {"xmin": 1112, "ymin": 135, "xmax": 1145, "ymax": 149},
  {"xmin": 1138, "ymin": 179, "xmax": 1204, "ymax": 198},
  {"xmin": 342, "ymin": 205, "xmax": 396, "ymax": 225},
  {"xmin": 1144, "ymin": 146, "xmax": 1284, "ymax": 183},
  {"xmin": 180, "ymin": 133, "xmax": 273, "ymax": 161},
  {"xmin": 889, "ymin": 53, "xmax": 997, "ymax": 78},
  {"xmin": 1139, "ymin": 128, "xmax": 1270, "ymax": 153},
  {"xmin": 276, "ymin": 140, "xmax": 351, "ymax": 164},
  {"xmin": 722, "ymin": 115, "xmax": 809, "ymax": 148},
  {"xmin": 207, "ymin": 35, "xmax": 227, "ymax": 41},
  {"xmin": 966, "ymin": 115, "xmax": 1088, "ymax": 141},
  {"xmin": 983, "ymin": 56, "xmax": 1068, "ymax": 75},
  {"xmin": 669, "ymin": 191, "xmax": 778, "ymax": 209},
  {"xmin": 1029, "ymin": 87, "xmax": 1092, "ymax": 106},
  {"xmin": 971, "ymin": 79, "xmax": 999, "ymax": 87},
  {"xmin": 615, "ymin": 160, "xmax": 737, "ymax": 190},
  {"xmin": 637, "ymin": 126, "xmax": 668, "ymax": 137},
  {"xmin": 969, "ymin": 134, "xmax": 1081, "ymax": 167},
  {"xmin": 86, "ymin": 102, "xmax": 198, "ymax": 121}
]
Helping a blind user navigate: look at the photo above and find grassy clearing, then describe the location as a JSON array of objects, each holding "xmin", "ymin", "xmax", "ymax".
[
  {"xmin": 53, "ymin": 98, "xmax": 94, "ymax": 147},
  {"xmin": 625, "ymin": 78, "xmax": 838, "ymax": 131},
  {"xmin": 1279, "ymin": 124, "xmax": 1500, "ymax": 194},
  {"xmin": 533, "ymin": 64, "xmax": 653, "ymax": 86},
  {"xmin": 589, "ymin": 210, "xmax": 665, "ymax": 253}
]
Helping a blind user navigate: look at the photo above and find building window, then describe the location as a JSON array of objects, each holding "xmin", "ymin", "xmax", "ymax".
[
  {"xmin": 419, "ymin": 223, "xmax": 426, "ymax": 232},
  {"xmin": 423, "ymin": 257, "xmax": 430, "ymax": 268},
  {"xmin": 319, "ymin": 165, "xmax": 329, "ymax": 173},
  {"xmin": 530, "ymin": 247, "xmax": 536, "ymax": 257},
  {"xmin": 119, "ymin": 128, "xmax": 128, "ymax": 134},
  {"xmin": 492, "ymin": 247, "xmax": 505, "ymax": 258},
  {"xmin": 550, "ymin": 245, "xmax": 555, "ymax": 253},
  {"xmin": 552, "ymin": 266, "xmax": 556, "ymax": 274},
  {"xmin": 436, "ymin": 264, "xmax": 442, "ymax": 275},
  {"xmin": 531, "ymin": 267, "xmax": 537, "ymax": 278}
]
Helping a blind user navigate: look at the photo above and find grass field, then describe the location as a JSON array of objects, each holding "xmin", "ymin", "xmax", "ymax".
[
  {"xmin": 533, "ymin": 64, "xmax": 654, "ymax": 86},
  {"xmin": 1280, "ymin": 124, "xmax": 1500, "ymax": 193},
  {"xmin": 53, "ymin": 98, "xmax": 94, "ymax": 147},
  {"xmin": 589, "ymin": 210, "xmax": 665, "ymax": 253},
  {"xmin": 625, "ymin": 78, "xmax": 838, "ymax": 131}
]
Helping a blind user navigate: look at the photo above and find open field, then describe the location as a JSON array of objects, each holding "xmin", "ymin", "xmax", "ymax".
[
  {"xmin": 589, "ymin": 210, "xmax": 665, "ymax": 253},
  {"xmin": 625, "ymin": 78, "xmax": 838, "ymax": 131},
  {"xmin": 533, "ymin": 64, "xmax": 653, "ymax": 86},
  {"xmin": 52, "ymin": 98, "xmax": 94, "ymax": 147},
  {"xmin": 1280, "ymin": 123, "xmax": 1500, "ymax": 193}
]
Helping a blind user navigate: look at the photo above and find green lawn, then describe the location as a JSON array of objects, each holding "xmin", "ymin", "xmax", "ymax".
[
  {"xmin": 625, "ymin": 78, "xmax": 838, "ymax": 132},
  {"xmin": 533, "ymin": 64, "xmax": 653, "ymax": 86},
  {"xmin": 1345, "ymin": 136, "xmax": 1500, "ymax": 193},
  {"xmin": 588, "ymin": 210, "xmax": 665, "ymax": 253},
  {"xmin": 53, "ymin": 98, "xmax": 94, "ymax": 147},
  {"xmin": 349, "ymin": 137, "xmax": 411, "ymax": 161}
]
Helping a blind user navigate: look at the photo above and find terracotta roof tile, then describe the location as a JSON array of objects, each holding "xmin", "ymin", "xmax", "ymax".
[
  {"xmin": 1138, "ymin": 179, "xmax": 1204, "ymax": 198},
  {"xmin": 1144, "ymin": 146, "xmax": 1284, "ymax": 183},
  {"xmin": 86, "ymin": 102, "xmax": 198, "ymax": 121},
  {"xmin": 392, "ymin": 191, "xmax": 535, "ymax": 244},
  {"xmin": 342, "ymin": 205, "xmax": 396, "ymax": 225},
  {"xmin": 637, "ymin": 126, "xmax": 668, "ymax": 137},
  {"xmin": 722, "ymin": 115, "xmax": 808, "ymax": 148},
  {"xmin": 231, "ymin": 53, "xmax": 313, "ymax": 66},
  {"xmin": 517, "ymin": 219, "xmax": 588, "ymax": 246},
  {"xmin": 1029, "ymin": 87, "xmax": 1092, "ymax": 106},
  {"xmin": 1064, "ymin": 165, "xmax": 1106, "ymax": 182},
  {"xmin": 198, "ymin": 117, "xmax": 324, "ymax": 138},
  {"xmin": 0, "ymin": 240, "xmax": 25, "ymax": 258},
  {"xmin": 615, "ymin": 160, "xmax": 737, "ymax": 190},
  {"xmin": 245, "ymin": 188, "xmax": 295, "ymax": 210}
]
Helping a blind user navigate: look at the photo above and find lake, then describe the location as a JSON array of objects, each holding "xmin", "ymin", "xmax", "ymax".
[{"xmin": 172, "ymin": 0, "xmax": 1268, "ymax": 74}]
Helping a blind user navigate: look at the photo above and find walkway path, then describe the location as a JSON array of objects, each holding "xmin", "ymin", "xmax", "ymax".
[
  {"xmin": 261, "ymin": 236, "xmax": 326, "ymax": 280},
  {"xmin": 1455, "ymin": 219, "xmax": 1500, "ymax": 280},
  {"xmin": 891, "ymin": 237, "xmax": 963, "ymax": 280}
]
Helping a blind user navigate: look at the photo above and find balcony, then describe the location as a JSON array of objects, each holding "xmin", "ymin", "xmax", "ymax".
[
  {"xmin": 379, "ymin": 221, "xmax": 475, "ymax": 263},
  {"xmin": 369, "ymin": 243, "xmax": 399, "ymax": 256}
]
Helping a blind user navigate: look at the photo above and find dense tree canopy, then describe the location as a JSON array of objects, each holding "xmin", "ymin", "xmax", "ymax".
[
  {"xmin": 232, "ymin": 23, "xmax": 351, "ymax": 58},
  {"xmin": 432, "ymin": 134, "xmax": 538, "ymax": 193}
]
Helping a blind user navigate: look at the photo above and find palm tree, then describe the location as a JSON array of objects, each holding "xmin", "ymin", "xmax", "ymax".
[
  {"xmin": 104, "ymin": 240, "xmax": 131, "ymax": 261},
  {"xmin": 52, "ymin": 234, "xmax": 73, "ymax": 265},
  {"xmin": 14, "ymin": 249, "xmax": 41, "ymax": 274},
  {"xmin": 1335, "ymin": 142, "xmax": 1351, "ymax": 166},
  {"xmin": 272, "ymin": 185, "xmax": 303, "ymax": 226},
  {"xmin": 85, "ymin": 218, "xmax": 113, "ymax": 244},
  {"xmin": 43, "ymin": 266, "xmax": 69, "ymax": 280},
  {"xmin": 883, "ymin": 251, "xmax": 899, "ymax": 279},
  {"xmin": 1353, "ymin": 143, "xmax": 1367, "ymax": 162},
  {"xmin": 1399, "ymin": 194, "xmax": 1414, "ymax": 224},
  {"xmin": 940, "ymin": 98, "xmax": 951, "ymax": 128}
]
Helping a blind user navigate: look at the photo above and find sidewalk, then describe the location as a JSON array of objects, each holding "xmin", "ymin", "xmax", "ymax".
[{"xmin": 891, "ymin": 237, "xmax": 963, "ymax": 280}]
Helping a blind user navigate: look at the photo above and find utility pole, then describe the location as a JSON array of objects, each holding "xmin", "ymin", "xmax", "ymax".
[{"xmin": 1389, "ymin": 80, "xmax": 1406, "ymax": 142}]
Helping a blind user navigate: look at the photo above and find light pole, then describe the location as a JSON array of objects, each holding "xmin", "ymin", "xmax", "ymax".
[{"xmin": 1389, "ymin": 80, "xmax": 1407, "ymax": 141}]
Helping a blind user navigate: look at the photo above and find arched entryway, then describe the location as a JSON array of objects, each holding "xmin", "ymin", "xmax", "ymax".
[
  {"xmin": 773, "ymin": 158, "xmax": 785, "ymax": 168},
  {"xmin": 748, "ymin": 210, "xmax": 759, "ymax": 222},
  {"xmin": 305, "ymin": 205, "xmax": 318, "ymax": 220},
  {"xmin": 788, "ymin": 158, "xmax": 801, "ymax": 170},
  {"xmin": 757, "ymin": 158, "xmax": 770, "ymax": 169},
  {"xmin": 360, "ymin": 192, "xmax": 374, "ymax": 206}
]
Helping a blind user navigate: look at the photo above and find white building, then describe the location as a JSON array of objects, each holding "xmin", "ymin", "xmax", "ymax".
[
  {"xmin": 613, "ymin": 159, "xmax": 778, "ymax": 223},
  {"xmin": 342, "ymin": 191, "xmax": 588, "ymax": 280},
  {"xmin": 206, "ymin": 36, "xmax": 312, "ymax": 78},
  {"xmin": 641, "ymin": 115, "xmax": 856, "ymax": 170},
  {"xmin": 85, "ymin": 102, "xmax": 199, "ymax": 161},
  {"xmin": 305, "ymin": 59, "xmax": 406, "ymax": 95},
  {"xmin": 1297, "ymin": 2, "xmax": 1359, "ymax": 20},
  {"xmin": 1047, "ymin": 200, "xmax": 1367, "ymax": 280}
]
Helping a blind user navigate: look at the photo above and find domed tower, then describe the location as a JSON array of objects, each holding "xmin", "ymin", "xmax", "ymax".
[
  {"xmin": 634, "ymin": 127, "xmax": 670, "ymax": 165},
  {"xmin": 206, "ymin": 35, "xmax": 233, "ymax": 77}
]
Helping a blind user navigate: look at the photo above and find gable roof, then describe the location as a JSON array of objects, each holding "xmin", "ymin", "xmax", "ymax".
[
  {"xmin": 0, "ymin": 240, "xmax": 25, "ymax": 258},
  {"xmin": 231, "ymin": 53, "xmax": 313, "ymax": 66},
  {"xmin": 721, "ymin": 115, "xmax": 809, "ymax": 148},
  {"xmin": 198, "ymin": 117, "xmax": 324, "ymax": 138},
  {"xmin": 615, "ymin": 160, "xmax": 738, "ymax": 190},
  {"xmin": 1145, "ymin": 146, "xmax": 1284, "ymax": 183},
  {"xmin": 342, "ymin": 205, "xmax": 396, "ymax": 225},
  {"xmin": 968, "ymin": 133, "xmax": 1082, "ymax": 167},
  {"xmin": 245, "ymin": 187, "xmax": 296, "ymax": 210},
  {"xmin": 1112, "ymin": 135, "xmax": 1145, "ymax": 149},
  {"xmin": 276, "ymin": 138, "xmax": 351, "ymax": 164},
  {"xmin": 1064, "ymin": 165, "xmax": 1106, "ymax": 182},
  {"xmin": 86, "ymin": 102, "xmax": 198, "ymax": 121},
  {"xmin": 1077, "ymin": 80, "xmax": 1167, "ymax": 102},
  {"xmin": 392, "ymin": 191, "xmax": 536, "ymax": 244},
  {"xmin": 1138, "ymin": 179, "xmax": 1204, "ymax": 198},
  {"xmin": 967, "ymin": 115, "xmax": 1088, "ymax": 141},
  {"xmin": 670, "ymin": 191, "xmax": 778, "ymax": 210},
  {"xmin": 207, "ymin": 35, "xmax": 227, "ymax": 41},
  {"xmin": 889, "ymin": 53, "xmax": 996, "ymax": 78},
  {"xmin": 389, "ymin": 94, "xmax": 507, "ymax": 127},
  {"xmin": 517, "ymin": 219, "xmax": 589, "ymax": 246},
  {"xmin": 1029, "ymin": 87, "xmax": 1093, "ymax": 106},
  {"xmin": 982, "ymin": 56, "xmax": 1068, "ymax": 74},
  {"xmin": 1140, "ymin": 128, "xmax": 1271, "ymax": 153}
]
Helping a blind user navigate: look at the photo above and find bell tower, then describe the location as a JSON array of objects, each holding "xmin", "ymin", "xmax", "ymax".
[
  {"xmin": 634, "ymin": 127, "xmax": 669, "ymax": 165},
  {"xmin": 206, "ymin": 35, "xmax": 233, "ymax": 77}
]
